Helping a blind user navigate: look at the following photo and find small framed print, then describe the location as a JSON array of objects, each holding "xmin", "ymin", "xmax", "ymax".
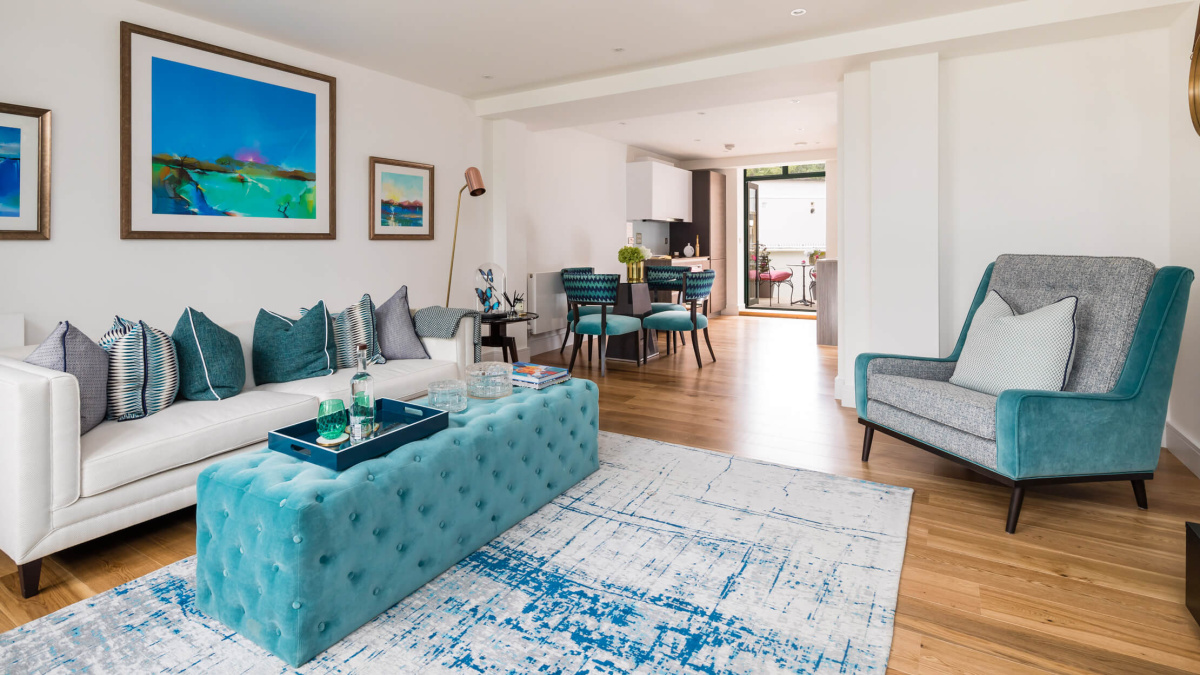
[
  {"xmin": 369, "ymin": 157, "xmax": 433, "ymax": 240},
  {"xmin": 0, "ymin": 102, "xmax": 51, "ymax": 240}
]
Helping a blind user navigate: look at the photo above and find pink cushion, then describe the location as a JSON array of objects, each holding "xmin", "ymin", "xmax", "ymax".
[{"xmin": 750, "ymin": 270, "xmax": 793, "ymax": 282}]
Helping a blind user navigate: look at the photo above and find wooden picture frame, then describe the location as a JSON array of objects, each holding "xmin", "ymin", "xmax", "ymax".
[
  {"xmin": 0, "ymin": 103, "xmax": 51, "ymax": 240},
  {"xmin": 368, "ymin": 157, "xmax": 435, "ymax": 241},
  {"xmin": 120, "ymin": 22, "xmax": 336, "ymax": 240},
  {"xmin": 1191, "ymin": 7, "xmax": 1200, "ymax": 136}
]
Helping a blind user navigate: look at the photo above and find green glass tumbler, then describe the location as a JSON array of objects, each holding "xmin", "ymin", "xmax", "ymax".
[{"xmin": 316, "ymin": 398, "xmax": 348, "ymax": 440}]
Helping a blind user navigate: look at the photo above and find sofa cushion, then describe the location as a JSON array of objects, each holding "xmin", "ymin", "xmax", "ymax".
[
  {"xmin": 950, "ymin": 290, "xmax": 1078, "ymax": 397},
  {"xmin": 642, "ymin": 310, "xmax": 709, "ymax": 332},
  {"xmin": 303, "ymin": 294, "xmax": 385, "ymax": 368},
  {"xmin": 172, "ymin": 307, "xmax": 245, "ymax": 402},
  {"xmin": 256, "ymin": 358, "xmax": 459, "ymax": 403},
  {"xmin": 869, "ymin": 374, "xmax": 997, "ymax": 440},
  {"xmin": 80, "ymin": 390, "xmax": 314, "ymax": 497},
  {"xmin": 25, "ymin": 321, "xmax": 109, "ymax": 434},
  {"xmin": 573, "ymin": 314, "xmax": 642, "ymax": 336},
  {"xmin": 867, "ymin": 400, "xmax": 998, "ymax": 470},
  {"xmin": 252, "ymin": 302, "xmax": 336, "ymax": 386},
  {"xmin": 375, "ymin": 286, "xmax": 429, "ymax": 360},
  {"xmin": 99, "ymin": 316, "xmax": 179, "ymax": 421},
  {"xmin": 988, "ymin": 255, "xmax": 1154, "ymax": 393}
]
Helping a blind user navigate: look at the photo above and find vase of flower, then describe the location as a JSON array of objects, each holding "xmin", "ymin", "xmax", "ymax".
[{"xmin": 618, "ymin": 245, "xmax": 646, "ymax": 283}]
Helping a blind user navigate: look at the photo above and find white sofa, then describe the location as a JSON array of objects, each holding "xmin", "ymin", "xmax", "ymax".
[{"xmin": 0, "ymin": 314, "xmax": 475, "ymax": 597}]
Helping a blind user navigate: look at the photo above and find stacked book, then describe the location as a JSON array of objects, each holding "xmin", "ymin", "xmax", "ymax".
[{"xmin": 512, "ymin": 362, "xmax": 571, "ymax": 390}]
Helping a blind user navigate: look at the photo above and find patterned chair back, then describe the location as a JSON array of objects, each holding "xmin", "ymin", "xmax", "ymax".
[
  {"xmin": 646, "ymin": 266, "xmax": 689, "ymax": 292},
  {"xmin": 562, "ymin": 272, "xmax": 620, "ymax": 305},
  {"xmin": 682, "ymin": 270, "xmax": 716, "ymax": 302},
  {"xmin": 560, "ymin": 266, "xmax": 594, "ymax": 277}
]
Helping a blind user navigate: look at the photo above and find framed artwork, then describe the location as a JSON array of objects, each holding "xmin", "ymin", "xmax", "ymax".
[
  {"xmin": 0, "ymin": 102, "xmax": 51, "ymax": 240},
  {"xmin": 120, "ymin": 22, "xmax": 336, "ymax": 240},
  {"xmin": 368, "ymin": 157, "xmax": 434, "ymax": 240},
  {"xmin": 1191, "ymin": 6, "xmax": 1200, "ymax": 136}
]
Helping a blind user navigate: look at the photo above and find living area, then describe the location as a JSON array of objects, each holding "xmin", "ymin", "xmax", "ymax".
[{"xmin": 4, "ymin": 1, "xmax": 1200, "ymax": 674}]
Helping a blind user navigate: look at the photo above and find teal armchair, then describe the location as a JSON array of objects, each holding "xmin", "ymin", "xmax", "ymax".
[{"xmin": 856, "ymin": 255, "xmax": 1193, "ymax": 533}]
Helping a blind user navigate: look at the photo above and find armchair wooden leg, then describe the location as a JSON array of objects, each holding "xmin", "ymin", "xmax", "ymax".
[
  {"xmin": 691, "ymin": 328, "xmax": 703, "ymax": 368},
  {"xmin": 18, "ymin": 559, "xmax": 42, "ymax": 599},
  {"xmin": 703, "ymin": 328, "xmax": 715, "ymax": 362},
  {"xmin": 1132, "ymin": 480, "xmax": 1148, "ymax": 510},
  {"xmin": 1005, "ymin": 487, "xmax": 1026, "ymax": 534},
  {"xmin": 861, "ymin": 426, "xmax": 874, "ymax": 462},
  {"xmin": 568, "ymin": 333, "xmax": 582, "ymax": 372}
]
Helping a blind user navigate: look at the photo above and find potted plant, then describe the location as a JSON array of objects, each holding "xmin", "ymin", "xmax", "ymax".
[
  {"xmin": 618, "ymin": 245, "xmax": 646, "ymax": 283},
  {"xmin": 808, "ymin": 249, "xmax": 826, "ymax": 266},
  {"xmin": 753, "ymin": 244, "xmax": 774, "ymax": 298}
]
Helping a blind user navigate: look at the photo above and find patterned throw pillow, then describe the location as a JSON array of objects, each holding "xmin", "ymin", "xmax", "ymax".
[
  {"xmin": 172, "ymin": 307, "xmax": 245, "ymax": 401},
  {"xmin": 252, "ymin": 301, "xmax": 337, "ymax": 386},
  {"xmin": 25, "ymin": 321, "xmax": 110, "ymax": 434},
  {"xmin": 301, "ymin": 294, "xmax": 385, "ymax": 369},
  {"xmin": 375, "ymin": 286, "xmax": 429, "ymax": 360},
  {"xmin": 99, "ymin": 316, "xmax": 180, "ymax": 421},
  {"xmin": 950, "ymin": 290, "xmax": 1078, "ymax": 397}
]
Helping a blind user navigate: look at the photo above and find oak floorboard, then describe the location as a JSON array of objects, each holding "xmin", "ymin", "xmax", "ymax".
[{"xmin": 0, "ymin": 316, "xmax": 1196, "ymax": 674}]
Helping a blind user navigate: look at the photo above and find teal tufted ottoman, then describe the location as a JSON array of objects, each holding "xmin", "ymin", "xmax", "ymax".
[{"xmin": 194, "ymin": 378, "xmax": 600, "ymax": 666}]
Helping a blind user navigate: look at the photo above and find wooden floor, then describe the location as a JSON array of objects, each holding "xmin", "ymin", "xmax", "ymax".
[{"xmin": 3, "ymin": 315, "xmax": 1200, "ymax": 673}]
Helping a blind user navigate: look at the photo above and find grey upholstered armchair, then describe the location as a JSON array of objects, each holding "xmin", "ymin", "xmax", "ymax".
[{"xmin": 856, "ymin": 255, "xmax": 1193, "ymax": 533}]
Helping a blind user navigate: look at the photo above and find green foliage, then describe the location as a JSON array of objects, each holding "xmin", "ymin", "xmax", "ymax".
[
  {"xmin": 618, "ymin": 245, "xmax": 645, "ymax": 264},
  {"xmin": 746, "ymin": 166, "xmax": 784, "ymax": 177}
]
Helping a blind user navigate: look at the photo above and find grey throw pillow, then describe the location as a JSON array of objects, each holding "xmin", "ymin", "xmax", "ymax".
[
  {"xmin": 950, "ymin": 290, "xmax": 1078, "ymax": 397},
  {"xmin": 375, "ymin": 286, "xmax": 429, "ymax": 360},
  {"xmin": 25, "ymin": 321, "xmax": 110, "ymax": 434}
]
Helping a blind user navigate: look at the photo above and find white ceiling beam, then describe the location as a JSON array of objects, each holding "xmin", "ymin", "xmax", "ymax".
[{"xmin": 473, "ymin": 0, "xmax": 1191, "ymax": 123}]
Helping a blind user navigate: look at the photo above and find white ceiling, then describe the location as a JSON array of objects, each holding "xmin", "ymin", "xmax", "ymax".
[
  {"xmin": 581, "ymin": 93, "xmax": 838, "ymax": 161},
  {"xmin": 141, "ymin": 0, "xmax": 1021, "ymax": 98}
]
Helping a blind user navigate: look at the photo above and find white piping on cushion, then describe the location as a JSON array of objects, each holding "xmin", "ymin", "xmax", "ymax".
[{"xmin": 187, "ymin": 307, "xmax": 221, "ymax": 401}]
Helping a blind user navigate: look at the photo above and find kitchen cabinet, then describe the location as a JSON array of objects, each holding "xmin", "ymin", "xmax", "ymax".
[
  {"xmin": 691, "ymin": 170, "xmax": 727, "ymax": 315},
  {"xmin": 627, "ymin": 161, "xmax": 692, "ymax": 222}
]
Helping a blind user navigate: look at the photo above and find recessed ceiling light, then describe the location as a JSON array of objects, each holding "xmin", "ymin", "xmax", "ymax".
[
  {"xmin": 791, "ymin": 8, "xmax": 807, "ymax": 16},
  {"xmin": 794, "ymin": 142, "xmax": 808, "ymax": 145},
  {"xmin": 481, "ymin": 75, "xmax": 493, "ymax": 80},
  {"xmin": 796, "ymin": 127, "xmax": 805, "ymax": 131},
  {"xmin": 694, "ymin": 138, "xmax": 701, "ymax": 142},
  {"xmin": 618, "ymin": 122, "xmax": 627, "ymax": 126},
  {"xmin": 613, "ymin": 47, "xmax": 626, "ymax": 53},
  {"xmin": 698, "ymin": 112, "xmax": 706, "ymax": 116},
  {"xmin": 791, "ymin": 99, "xmax": 802, "ymax": 104}
]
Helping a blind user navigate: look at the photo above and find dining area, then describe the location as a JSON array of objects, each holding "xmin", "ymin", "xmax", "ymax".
[{"xmin": 556, "ymin": 264, "xmax": 717, "ymax": 376}]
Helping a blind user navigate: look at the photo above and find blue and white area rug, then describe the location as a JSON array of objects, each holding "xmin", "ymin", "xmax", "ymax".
[{"xmin": 1, "ymin": 432, "xmax": 912, "ymax": 674}]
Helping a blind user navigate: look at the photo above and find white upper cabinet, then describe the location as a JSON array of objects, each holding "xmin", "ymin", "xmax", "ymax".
[{"xmin": 627, "ymin": 161, "xmax": 692, "ymax": 222}]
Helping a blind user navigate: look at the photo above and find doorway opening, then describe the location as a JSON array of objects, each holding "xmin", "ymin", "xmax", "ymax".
[{"xmin": 744, "ymin": 163, "xmax": 827, "ymax": 313}]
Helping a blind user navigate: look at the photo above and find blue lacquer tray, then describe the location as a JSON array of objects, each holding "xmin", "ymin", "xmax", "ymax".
[{"xmin": 268, "ymin": 398, "xmax": 449, "ymax": 471}]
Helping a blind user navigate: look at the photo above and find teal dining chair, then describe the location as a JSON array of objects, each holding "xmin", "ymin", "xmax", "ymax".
[
  {"xmin": 563, "ymin": 272, "xmax": 643, "ymax": 376},
  {"xmin": 642, "ymin": 270, "xmax": 716, "ymax": 368},
  {"xmin": 559, "ymin": 267, "xmax": 600, "ymax": 354},
  {"xmin": 646, "ymin": 264, "xmax": 693, "ymax": 352}
]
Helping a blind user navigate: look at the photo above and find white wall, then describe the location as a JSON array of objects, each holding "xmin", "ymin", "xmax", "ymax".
[
  {"xmin": 757, "ymin": 180, "xmax": 827, "ymax": 250},
  {"xmin": 939, "ymin": 29, "xmax": 1171, "ymax": 351},
  {"xmin": 836, "ymin": 30, "xmax": 1174, "ymax": 406},
  {"xmin": 0, "ymin": 0, "xmax": 487, "ymax": 343},
  {"xmin": 1166, "ymin": 3, "xmax": 1200, "ymax": 476}
]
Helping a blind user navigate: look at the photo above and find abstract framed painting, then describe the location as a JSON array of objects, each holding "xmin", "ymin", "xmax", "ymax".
[
  {"xmin": 368, "ymin": 157, "xmax": 434, "ymax": 241},
  {"xmin": 120, "ymin": 22, "xmax": 336, "ymax": 240},
  {"xmin": 0, "ymin": 102, "xmax": 51, "ymax": 241}
]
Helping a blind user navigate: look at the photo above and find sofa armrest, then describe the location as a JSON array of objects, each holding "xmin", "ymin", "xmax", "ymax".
[
  {"xmin": 420, "ymin": 315, "xmax": 475, "ymax": 378},
  {"xmin": 855, "ymin": 353, "xmax": 957, "ymax": 418},
  {"xmin": 994, "ymin": 388, "xmax": 1158, "ymax": 480},
  {"xmin": 0, "ymin": 357, "xmax": 82, "ymax": 562}
]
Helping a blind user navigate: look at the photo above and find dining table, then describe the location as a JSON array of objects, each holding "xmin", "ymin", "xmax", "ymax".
[{"xmin": 603, "ymin": 281, "xmax": 659, "ymax": 363}]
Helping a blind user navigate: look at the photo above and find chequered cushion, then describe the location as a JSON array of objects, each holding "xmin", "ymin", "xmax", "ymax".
[{"xmin": 868, "ymin": 374, "xmax": 997, "ymax": 439}]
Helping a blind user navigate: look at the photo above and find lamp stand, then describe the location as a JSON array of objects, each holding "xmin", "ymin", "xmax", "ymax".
[{"xmin": 445, "ymin": 184, "xmax": 468, "ymax": 307}]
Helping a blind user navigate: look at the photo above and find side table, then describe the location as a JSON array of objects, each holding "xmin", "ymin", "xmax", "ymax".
[{"xmin": 480, "ymin": 312, "xmax": 538, "ymax": 363}]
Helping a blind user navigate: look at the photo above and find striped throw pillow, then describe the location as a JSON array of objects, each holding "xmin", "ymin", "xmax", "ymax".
[
  {"xmin": 301, "ymin": 294, "xmax": 385, "ymax": 369},
  {"xmin": 99, "ymin": 316, "xmax": 180, "ymax": 421},
  {"xmin": 949, "ymin": 291, "xmax": 1078, "ymax": 397}
]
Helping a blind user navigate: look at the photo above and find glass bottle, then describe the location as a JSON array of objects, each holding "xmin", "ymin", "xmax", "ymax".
[{"xmin": 349, "ymin": 344, "xmax": 375, "ymax": 442}]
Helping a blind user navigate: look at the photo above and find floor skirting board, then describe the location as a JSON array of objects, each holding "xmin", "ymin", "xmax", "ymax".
[{"xmin": 1165, "ymin": 422, "xmax": 1200, "ymax": 479}]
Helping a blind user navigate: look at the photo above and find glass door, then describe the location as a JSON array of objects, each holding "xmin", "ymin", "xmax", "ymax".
[{"xmin": 745, "ymin": 181, "xmax": 761, "ymax": 307}]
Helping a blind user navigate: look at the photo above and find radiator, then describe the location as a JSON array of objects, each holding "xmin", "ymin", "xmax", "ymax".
[{"xmin": 528, "ymin": 272, "xmax": 567, "ymax": 335}]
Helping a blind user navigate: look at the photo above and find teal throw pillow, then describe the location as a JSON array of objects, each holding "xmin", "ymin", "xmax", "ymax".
[
  {"xmin": 172, "ymin": 307, "xmax": 245, "ymax": 401},
  {"xmin": 301, "ymin": 294, "xmax": 385, "ymax": 369},
  {"xmin": 252, "ymin": 301, "xmax": 337, "ymax": 386}
]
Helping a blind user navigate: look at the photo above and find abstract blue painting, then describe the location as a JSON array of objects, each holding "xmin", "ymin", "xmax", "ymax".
[
  {"xmin": 150, "ymin": 57, "xmax": 317, "ymax": 219},
  {"xmin": 0, "ymin": 125, "xmax": 19, "ymax": 218}
]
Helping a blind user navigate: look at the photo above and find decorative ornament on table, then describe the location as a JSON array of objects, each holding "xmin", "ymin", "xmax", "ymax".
[
  {"xmin": 683, "ymin": 242, "xmax": 695, "ymax": 257},
  {"xmin": 474, "ymin": 263, "xmax": 506, "ymax": 315},
  {"xmin": 618, "ymin": 245, "xmax": 646, "ymax": 283}
]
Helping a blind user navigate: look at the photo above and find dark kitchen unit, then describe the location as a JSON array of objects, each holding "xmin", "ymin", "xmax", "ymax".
[{"xmin": 666, "ymin": 170, "xmax": 727, "ymax": 315}]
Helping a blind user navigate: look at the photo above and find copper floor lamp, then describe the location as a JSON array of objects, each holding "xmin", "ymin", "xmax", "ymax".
[{"xmin": 445, "ymin": 167, "xmax": 487, "ymax": 307}]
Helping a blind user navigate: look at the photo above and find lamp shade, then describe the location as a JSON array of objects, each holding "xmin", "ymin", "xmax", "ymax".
[{"xmin": 465, "ymin": 167, "xmax": 486, "ymax": 197}]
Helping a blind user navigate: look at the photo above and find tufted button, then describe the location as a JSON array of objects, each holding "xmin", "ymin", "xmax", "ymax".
[
  {"xmin": 476, "ymin": 454, "xmax": 483, "ymax": 462},
  {"xmin": 372, "ymin": 528, "xmax": 381, "ymax": 537},
  {"xmin": 535, "ymin": 468, "xmax": 542, "ymax": 475},
  {"xmin": 417, "ymin": 505, "xmax": 425, "ymax": 513},
  {"xmin": 521, "ymin": 455, "xmax": 528, "ymax": 462},
  {"xmin": 397, "ymin": 488, "xmax": 406, "ymax": 497},
  {"xmin": 367, "ymin": 474, "xmax": 374, "ymax": 482},
  {"xmin": 457, "ymin": 486, "xmax": 465, "ymax": 493},
  {"xmin": 279, "ymin": 499, "xmax": 287, "ymax": 507},
  {"xmin": 453, "ymin": 439, "xmax": 460, "ymax": 446},
  {"xmin": 223, "ymin": 569, "xmax": 229, "ymax": 577},
  {"xmin": 507, "ymin": 484, "xmax": 513, "ymax": 491},
  {"xmin": 222, "ymin": 509, "xmax": 229, "ymax": 518},
  {"xmin": 318, "ymin": 622, "xmax": 327, "ymax": 632},
  {"xmin": 439, "ymin": 521, "xmax": 446, "ymax": 529},
  {"xmin": 487, "ymin": 425, "xmax": 493, "ymax": 432},
  {"xmin": 292, "ymin": 601, "xmax": 302, "ymax": 610},
  {"xmin": 535, "ymin": 427, "xmax": 542, "ymax": 434},
  {"xmin": 475, "ymin": 500, "xmax": 482, "ymax": 508},
  {"xmin": 492, "ymin": 470, "xmax": 499, "ymax": 478},
  {"xmin": 457, "ymin": 536, "xmax": 464, "ymax": 544},
  {"xmin": 507, "ymin": 441, "xmax": 514, "ymax": 448},
  {"xmin": 414, "ymin": 455, "xmax": 421, "ymax": 462},
  {"xmin": 521, "ymin": 497, "xmax": 528, "ymax": 504},
  {"xmin": 293, "ymin": 535, "xmax": 303, "ymax": 543},
  {"xmin": 319, "ymin": 554, "xmax": 330, "ymax": 564},
  {"xmin": 397, "ymin": 543, "xmax": 406, "ymax": 553},
  {"xmin": 373, "ymin": 588, "xmax": 381, "ymax": 596},
  {"xmin": 349, "ymin": 513, "xmax": 358, "ymax": 521},
  {"xmin": 440, "ymin": 471, "xmax": 447, "ymax": 479},
  {"xmin": 347, "ymin": 571, "xmax": 357, "ymax": 581},
  {"xmin": 490, "ymin": 515, "xmax": 498, "ymax": 522},
  {"xmin": 314, "ymin": 494, "xmax": 324, "ymax": 503},
  {"xmin": 417, "ymin": 560, "xmax": 426, "ymax": 568}
]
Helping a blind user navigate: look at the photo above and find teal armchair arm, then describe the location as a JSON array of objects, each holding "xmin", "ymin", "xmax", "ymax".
[{"xmin": 994, "ymin": 266, "xmax": 1193, "ymax": 480}]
